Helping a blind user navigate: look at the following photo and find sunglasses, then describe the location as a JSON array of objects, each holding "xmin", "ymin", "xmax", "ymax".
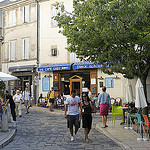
[{"xmin": 83, "ymin": 96, "xmax": 87, "ymax": 97}]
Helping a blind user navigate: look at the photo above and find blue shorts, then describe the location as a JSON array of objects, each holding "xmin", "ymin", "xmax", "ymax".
[{"xmin": 49, "ymin": 98, "xmax": 55, "ymax": 104}]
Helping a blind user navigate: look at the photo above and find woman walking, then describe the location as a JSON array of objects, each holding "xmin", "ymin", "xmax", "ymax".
[
  {"xmin": 97, "ymin": 86, "xmax": 111, "ymax": 128},
  {"xmin": 79, "ymin": 93, "xmax": 93, "ymax": 143}
]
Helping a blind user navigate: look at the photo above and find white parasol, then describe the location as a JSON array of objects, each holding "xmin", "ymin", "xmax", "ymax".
[
  {"xmin": 0, "ymin": 72, "xmax": 19, "ymax": 81},
  {"xmin": 135, "ymin": 78, "xmax": 148, "ymax": 141},
  {"xmin": 135, "ymin": 78, "xmax": 147, "ymax": 109},
  {"xmin": 126, "ymin": 79, "xmax": 134, "ymax": 103},
  {"xmin": 124, "ymin": 79, "xmax": 134, "ymax": 129}
]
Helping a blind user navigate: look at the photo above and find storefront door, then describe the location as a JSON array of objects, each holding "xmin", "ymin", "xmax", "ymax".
[{"xmin": 70, "ymin": 75, "xmax": 82, "ymax": 96}]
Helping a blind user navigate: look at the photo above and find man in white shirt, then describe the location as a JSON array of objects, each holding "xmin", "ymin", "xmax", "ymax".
[
  {"xmin": 13, "ymin": 90, "xmax": 22, "ymax": 117},
  {"xmin": 64, "ymin": 89, "xmax": 82, "ymax": 141},
  {"xmin": 23, "ymin": 88, "xmax": 30, "ymax": 114}
]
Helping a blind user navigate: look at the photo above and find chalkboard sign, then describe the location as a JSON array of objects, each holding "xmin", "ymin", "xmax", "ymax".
[
  {"xmin": 99, "ymin": 82, "xmax": 103, "ymax": 87},
  {"xmin": 91, "ymin": 87, "xmax": 96, "ymax": 94},
  {"xmin": 53, "ymin": 81, "xmax": 58, "ymax": 91}
]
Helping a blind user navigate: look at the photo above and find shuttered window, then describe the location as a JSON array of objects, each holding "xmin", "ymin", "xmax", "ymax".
[
  {"xmin": 51, "ymin": 5, "xmax": 61, "ymax": 26},
  {"xmin": 23, "ymin": 5, "xmax": 30, "ymax": 23},
  {"xmin": 9, "ymin": 10, "xmax": 16, "ymax": 27},
  {"xmin": 22, "ymin": 38, "xmax": 30, "ymax": 59},
  {"xmin": 69, "ymin": 52, "xmax": 80, "ymax": 62},
  {"xmin": 9, "ymin": 41, "xmax": 16, "ymax": 61}
]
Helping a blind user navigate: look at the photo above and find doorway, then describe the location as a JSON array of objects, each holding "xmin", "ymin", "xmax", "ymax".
[{"xmin": 70, "ymin": 75, "xmax": 82, "ymax": 96}]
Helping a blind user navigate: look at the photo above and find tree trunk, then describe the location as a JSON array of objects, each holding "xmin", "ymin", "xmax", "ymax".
[
  {"xmin": 141, "ymin": 76, "xmax": 147, "ymax": 103},
  {"xmin": 141, "ymin": 75, "xmax": 148, "ymax": 115}
]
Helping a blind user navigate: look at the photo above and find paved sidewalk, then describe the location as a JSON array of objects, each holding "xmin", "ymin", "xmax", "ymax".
[
  {"xmin": 1, "ymin": 106, "xmax": 150, "ymax": 149},
  {"xmin": 0, "ymin": 122, "xmax": 16, "ymax": 149},
  {"xmin": 31, "ymin": 106, "xmax": 150, "ymax": 150}
]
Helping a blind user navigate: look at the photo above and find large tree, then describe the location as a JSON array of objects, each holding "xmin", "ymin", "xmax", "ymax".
[{"xmin": 55, "ymin": 0, "xmax": 150, "ymax": 102}]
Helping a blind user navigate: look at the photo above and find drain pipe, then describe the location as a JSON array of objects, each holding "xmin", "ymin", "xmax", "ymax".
[{"xmin": 35, "ymin": 0, "xmax": 40, "ymax": 68}]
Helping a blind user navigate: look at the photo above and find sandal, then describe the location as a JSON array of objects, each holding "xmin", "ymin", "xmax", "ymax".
[
  {"xmin": 101, "ymin": 126, "xmax": 106, "ymax": 128},
  {"xmin": 105, "ymin": 125, "xmax": 108, "ymax": 127}
]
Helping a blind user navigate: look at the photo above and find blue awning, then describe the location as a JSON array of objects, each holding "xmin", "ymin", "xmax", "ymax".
[
  {"xmin": 38, "ymin": 63, "xmax": 72, "ymax": 72},
  {"xmin": 73, "ymin": 62, "xmax": 102, "ymax": 70}
]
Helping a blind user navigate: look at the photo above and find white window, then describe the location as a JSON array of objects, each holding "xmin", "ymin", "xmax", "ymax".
[
  {"xmin": 9, "ymin": 41, "xmax": 16, "ymax": 61},
  {"xmin": 22, "ymin": 38, "xmax": 30, "ymax": 59},
  {"xmin": 69, "ymin": 52, "xmax": 80, "ymax": 62},
  {"xmin": 9, "ymin": 10, "xmax": 16, "ymax": 27},
  {"xmin": 23, "ymin": 5, "xmax": 30, "ymax": 23},
  {"xmin": 51, "ymin": 5, "xmax": 61, "ymax": 26}
]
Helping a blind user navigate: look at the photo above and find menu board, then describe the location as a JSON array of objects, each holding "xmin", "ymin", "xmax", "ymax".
[
  {"xmin": 105, "ymin": 77, "xmax": 113, "ymax": 88},
  {"xmin": 42, "ymin": 78, "xmax": 50, "ymax": 91},
  {"xmin": 53, "ymin": 81, "xmax": 58, "ymax": 91}
]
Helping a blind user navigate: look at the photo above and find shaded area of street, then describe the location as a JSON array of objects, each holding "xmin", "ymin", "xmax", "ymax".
[{"xmin": 3, "ymin": 109, "xmax": 122, "ymax": 150}]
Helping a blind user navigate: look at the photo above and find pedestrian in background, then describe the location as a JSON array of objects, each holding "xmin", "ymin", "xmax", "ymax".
[
  {"xmin": 48, "ymin": 87, "xmax": 55, "ymax": 111},
  {"xmin": 64, "ymin": 89, "xmax": 82, "ymax": 141},
  {"xmin": 88, "ymin": 88, "xmax": 92, "ymax": 100},
  {"xmin": 4, "ymin": 90, "xmax": 16, "ymax": 122},
  {"xmin": 79, "ymin": 92, "xmax": 93, "ymax": 143},
  {"xmin": 23, "ymin": 87, "xmax": 30, "ymax": 114},
  {"xmin": 13, "ymin": 90, "xmax": 22, "ymax": 117},
  {"xmin": 97, "ymin": 86, "xmax": 111, "ymax": 128}
]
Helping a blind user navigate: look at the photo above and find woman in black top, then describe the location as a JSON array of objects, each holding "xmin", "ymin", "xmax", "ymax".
[{"xmin": 79, "ymin": 92, "xmax": 93, "ymax": 143}]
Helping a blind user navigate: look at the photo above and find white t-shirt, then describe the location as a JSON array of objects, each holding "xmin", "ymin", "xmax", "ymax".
[
  {"xmin": 23, "ymin": 91, "xmax": 30, "ymax": 100},
  {"xmin": 65, "ymin": 96, "xmax": 81, "ymax": 115},
  {"xmin": 13, "ymin": 94, "xmax": 22, "ymax": 103}
]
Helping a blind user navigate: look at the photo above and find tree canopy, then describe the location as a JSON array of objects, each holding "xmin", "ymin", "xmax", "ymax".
[{"xmin": 55, "ymin": 0, "xmax": 150, "ymax": 97}]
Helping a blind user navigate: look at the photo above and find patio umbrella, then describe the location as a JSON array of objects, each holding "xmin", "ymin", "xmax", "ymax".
[
  {"xmin": 126, "ymin": 79, "xmax": 134, "ymax": 103},
  {"xmin": 124, "ymin": 79, "xmax": 134, "ymax": 129},
  {"xmin": 135, "ymin": 78, "xmax": 147, "ymax": 141},
  {"xmin": 135, "ymin": 78, "xmax": 147, "ymax": 109},
  {"xmin": 0, "ymin": 72, "xmax": 19, "ymax": 81}
]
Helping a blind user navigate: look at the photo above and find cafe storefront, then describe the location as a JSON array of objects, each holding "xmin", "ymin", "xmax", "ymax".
[{"xmin": 38, "ymin": 62, "xmax": 100, "ymax": 97}]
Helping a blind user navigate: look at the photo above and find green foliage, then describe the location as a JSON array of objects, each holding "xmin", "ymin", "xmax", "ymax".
[
  {"xmin": 55, "ymin": 0, "xmax": 150, "ymax": 80},
  {"xmin": 0, "ymin": 81, "xmax": 5, "ymax": 99}
]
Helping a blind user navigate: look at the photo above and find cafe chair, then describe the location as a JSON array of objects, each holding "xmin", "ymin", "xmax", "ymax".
[
  {"xmin": 142, "ymin": 115, "xmax": 150, "ymax": 137},
  {"xmin": 130, "ymin": 108, "xmax": 143, "ymax": 133},
  {"xmin": 112, "ymin": 106, "xmax": 124, "ymax": 123}
]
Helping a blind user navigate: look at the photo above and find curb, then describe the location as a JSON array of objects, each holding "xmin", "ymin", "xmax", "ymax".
[
  {"xmin": 95, "ymin": 123, "xmax": 131, "ymax": 150},
  {"xmin": 0, "ymin": 128, "xmax": 17, "ymax": 149}
]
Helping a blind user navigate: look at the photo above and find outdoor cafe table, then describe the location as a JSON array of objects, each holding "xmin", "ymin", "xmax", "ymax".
[{"xmin": 117, "ymin": 107, "xmax": 128, "ymax": 125}]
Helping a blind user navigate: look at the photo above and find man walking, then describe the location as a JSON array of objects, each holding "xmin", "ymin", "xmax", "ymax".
[
  {"xmin": 48, "ymin": 87, "xmax": 55, "ymax": 111},
  {"xmin": 13, "ymin": 90, "xmax": 22, "ymax": 117},
  {"xmin": 23, "ymin": 87, "xmax": 30, "ymax": 114},
  {"xmin": 64, "ymin": 89, "xmax": 82, "ymax": 141},
  {"xmin": 4, "ymin": 90, "xmax": 16, "ymax": 122}
]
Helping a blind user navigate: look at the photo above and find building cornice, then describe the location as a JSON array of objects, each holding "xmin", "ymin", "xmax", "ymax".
[{"xmin": 0, "ymin": 0, "xmax": 35, "ymax": 11}]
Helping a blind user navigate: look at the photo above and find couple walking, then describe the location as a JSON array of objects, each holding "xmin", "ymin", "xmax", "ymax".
[{"xmin": 64, "ymin": 90, "xmax": 93, "ymax": 143}]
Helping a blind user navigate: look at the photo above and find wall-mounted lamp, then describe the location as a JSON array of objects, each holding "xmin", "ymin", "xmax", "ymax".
[
  {"xmin": 98, "ymin": 76, "xmax": 104, "ymax": 80},
  {"xmin": 113, "ymin": 75, "xmax": 120, "ymax": 79}
]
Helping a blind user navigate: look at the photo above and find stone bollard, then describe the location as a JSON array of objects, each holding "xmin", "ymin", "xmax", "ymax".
[
  {"xmin": 1, "ymin": 110, "xmax": 8, "ymax": 132},
  {"xmin": 7, "ymin": 105, "xmax": 11, "ymax": 123}
]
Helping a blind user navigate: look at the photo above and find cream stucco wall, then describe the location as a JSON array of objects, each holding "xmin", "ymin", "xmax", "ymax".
[
  {"xmin": 1, "ymin": 1, "xmax": 37, "ymax": 73},
  {"xmin": 39, "ymin": 0, "xmax": 73, "ymax": 65}
]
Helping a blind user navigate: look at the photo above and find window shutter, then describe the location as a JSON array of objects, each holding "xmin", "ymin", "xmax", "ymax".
[
  {"xmin": 25, "ymin": 5, "xmax": 30, "ymax": 22},
  {"xmin": 10, "ymin": 41, "xmax": 16, "ymax": 61},
  {"xmin": 22, "ymin": 39, "xmax": 25, "ymax": 59},
  {"xmin": 22, "ymin": 6, "xmax": 25, "ymax": 23},
  {"xmin": 25, "ymin": 38, "xmax": 29, "ymax": 59},
  {"xmin": 9, "ymin": 11, "xmax": 13, "ymax": 26},
  {"xmin": 12, "ymin": 10, "xmax": 16, "ymax": 26}
]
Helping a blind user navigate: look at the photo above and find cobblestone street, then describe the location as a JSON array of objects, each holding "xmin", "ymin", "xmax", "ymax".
[{"xmin": 3, "ymin": 109, "xmax": 122, "ymax": 150}]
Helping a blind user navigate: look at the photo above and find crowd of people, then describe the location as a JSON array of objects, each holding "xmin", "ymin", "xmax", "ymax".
[
  {"xmin": 1, "ymin": 88, "xmax": 31, "ymax": 125},
  {"xmin": 1, "ymin": 85, "xmax": 111, "ymax": 144}
]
